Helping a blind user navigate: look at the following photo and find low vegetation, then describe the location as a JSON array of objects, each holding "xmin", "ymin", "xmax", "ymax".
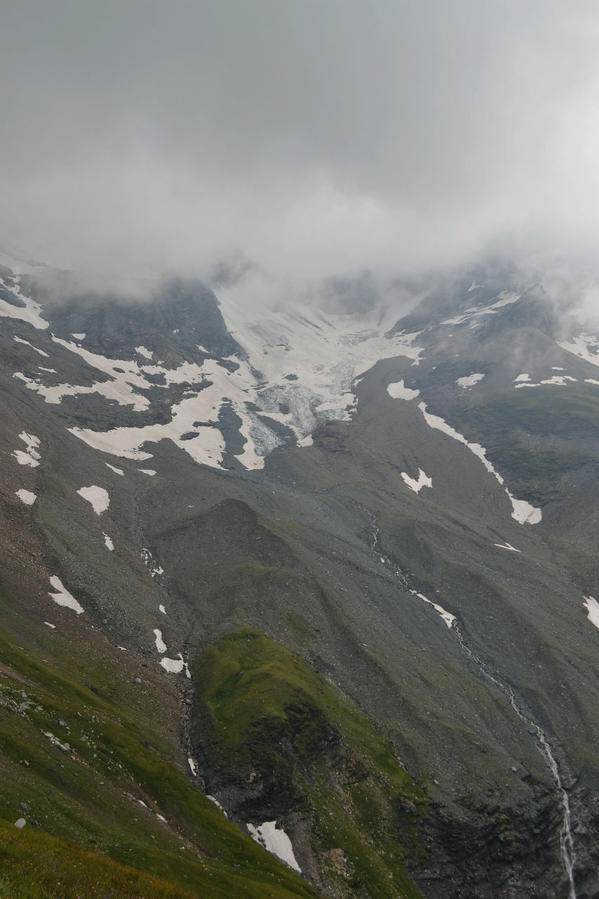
[{"xmin": 193, "ymin": 629, "xmax": 425, "ymax": 898}]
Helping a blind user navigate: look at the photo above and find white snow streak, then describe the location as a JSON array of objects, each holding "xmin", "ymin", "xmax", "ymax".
[
  {"xmin": 13, "ymin": 336, "xmax": 49, "ymax": 357},
  {"xmin": 409, "ymin": 589, "xmax": 455, "ymax": 628},
  {"xmin": 48, "ymin": 576, "xmax": 84, "ymax": 614},
  {"xmin": 442, "ymin": 291, "xmax": 520, "ymax": 326},
  {"xmin": 417, "ymin": 402, "xmax": 542, "ymax": 524}
]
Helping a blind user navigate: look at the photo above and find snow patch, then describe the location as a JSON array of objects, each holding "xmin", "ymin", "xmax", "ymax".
[
  {"xmin": 71, "ymin": 333, "xmax": 86, "ymax": 340},
  {"xmin": 139, "ymin": 468, "xmax": 156, "ymax": 476},
  {"xmin": 0, "ymin": 277, "xmax": 49, "ymax": 329},
  {"xmin": 13, "ymin": 432, "xmax": 41, "ymax": 467},
  {"xmin": 401, "ymin": 468, "xmax": 432, "ymax": 494},
  {"xmin": 508, "ymin": 494, "xmax": 542, "ymax": 525},
  {"xmin": 103, "ymin": 533, "xmax": 114, "ymax": 551},
  {"xmin": 153, "ymin": 629, "xmax": 167, "ymax": 653},
  {"xmin": 15, "ymin": 489, "xmax": 37, "ymax": 506},
  {"xmin": 409, "ymin": 590, "xmax": 455, "ymax": 629},
  {"xmin": 387, "ymin": 380, "xmax": 420, "ymax": 400},
  {"xmin": 44, "ymin": 621, "xmax": 56, "ymax": 629},
  {"xmin": 442, "ymin": 291, "xmax": 520, "ymax": 326},
  {"xmin": 583, "ymin": 596, "xmax": 599, "ymax": 630},
  {"xmin": 48, "ymin": 576, "xmax": 84, "ymax": 614},
  {"xmin": 188, "ymin": 757, "xmax": 198, "ymax": 776},
  {"xmin": 456, "ymin": 372, "xmax": 485, "ymax": 389},
  {"xmin": 493, "ymin": 542, "xmax": 521, "ymax": 553},
  {"xmin": 77, "ymin": 485, "xmax": 110, "ymax": 515},
  {"xmin": 559, "ymin": 334, "xmax": 599, "ymax": 368},
  {"xmin": 159, "ymin": 604, "xmax": 166, "ymax": 615},
  {"xmin": 160, "ymin": 654, "xmax": 190, "ymax": 676},
  {"xmin": 105, "ymin": 462, "xmax": 124, "ymax": 476},
  {"xmin": 247, "ymin": 821, "xmax": 301, "ymax": 872},
  {"xmin": 135, "ymin": 345, "xmax": 153, "ymax": 359},
  {"xmin": 516, "ymin": 375, "xmax": 577, "ymax": 389}
]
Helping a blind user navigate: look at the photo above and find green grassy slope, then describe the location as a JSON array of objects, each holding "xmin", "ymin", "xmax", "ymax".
[
  {"xmin": 192, "ymin": 629, "xmax": 425, "ymax": 898},
  {"xmin": 0, "ymin": 581, "xmax": 318, "ymax": 898}
]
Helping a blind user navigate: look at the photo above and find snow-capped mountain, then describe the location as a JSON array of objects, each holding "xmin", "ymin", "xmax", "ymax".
[{"xmin": 2, "ymin": 256, "xmax": 599, "ymax": 897}]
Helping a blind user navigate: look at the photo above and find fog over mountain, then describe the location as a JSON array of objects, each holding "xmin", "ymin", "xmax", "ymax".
[
  {"xmin": 2, "ymin": 1, "xmax": 599, "ymax": 298},
  {"xmin": 4, "ymin": 5, "xmax": 599, "ymax": 899}
]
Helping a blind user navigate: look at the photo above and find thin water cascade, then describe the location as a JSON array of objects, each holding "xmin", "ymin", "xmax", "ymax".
[
  {"xmin": 368, "ymin": 516, "xmax": 577, "ymax": 897},
  {"xmin": 451, "ymin": 623, "xmax": 576, "ymax": 899}
]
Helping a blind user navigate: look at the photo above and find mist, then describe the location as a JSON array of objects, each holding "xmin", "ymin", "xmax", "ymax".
[{"xmin": 2, "ymin": 1, "xmax": 599, "ymax": 304}]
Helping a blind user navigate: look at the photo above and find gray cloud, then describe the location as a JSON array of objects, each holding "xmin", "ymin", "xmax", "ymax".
[{"xmin": 2, "ymin": 1, "xmax": 599, "ymax": 293}]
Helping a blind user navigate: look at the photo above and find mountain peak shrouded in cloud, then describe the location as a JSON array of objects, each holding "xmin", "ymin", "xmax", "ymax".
[{"xmin": 2, "ymin": 1, "xmax": 599, "ymax": 291}]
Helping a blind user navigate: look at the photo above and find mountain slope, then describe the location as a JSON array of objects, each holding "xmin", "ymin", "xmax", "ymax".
[{"xmin": 1, "ymin": 259, "xmax": 599, "ymax": 896}]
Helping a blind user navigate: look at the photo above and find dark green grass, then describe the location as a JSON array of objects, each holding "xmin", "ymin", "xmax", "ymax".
[{"xmin": 0, "ymin": 583, "xmax": 318, "ymax": 898}]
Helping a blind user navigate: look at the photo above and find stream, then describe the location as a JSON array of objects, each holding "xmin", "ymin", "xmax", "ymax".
[{"xmin": 368, "ymin": 516, "xmax": 577, "ymax": 897}]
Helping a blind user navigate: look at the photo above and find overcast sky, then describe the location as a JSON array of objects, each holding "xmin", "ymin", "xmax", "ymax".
[{"xmin": 1, "ymin": 1, "xmax": 599, "ymax": 294}]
